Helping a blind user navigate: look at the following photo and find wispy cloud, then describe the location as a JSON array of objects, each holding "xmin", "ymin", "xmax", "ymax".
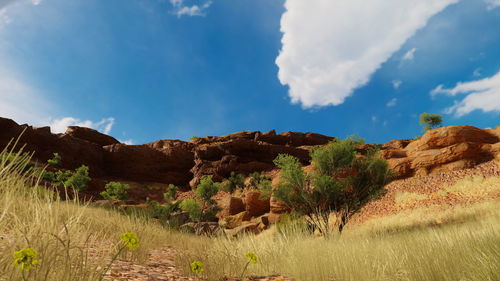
[
  {"xmin": 276, "ymin": 0, "xmax": 458, "ymax": 108},
  {"xmin": 392, "ymin": 80, "xmax": 402, "ymax": 89},
  {"xmin": 473, "ymin": 68, "xmax": 482, "ymax": 77},
  {"xmin": 49, "ymin": 117, "xmax": 115, "ymax": 134},
  {"xmin": 485, "ymin": 0, "xmax": 500, "ymax": 10},
  {"xmin": 402, "ymin": 47, "xmax": 417, "ymax": 61},
  {"xmin": 386, "ymin": 98, "xmax": 398, "ymax": 107},
  {"xmin": 169, "ymin": 0, "xmax": 212, "ymax": 17},
  {"xmin": 431, "ymin": 70, "xmax": 500, "ymax": 116}
]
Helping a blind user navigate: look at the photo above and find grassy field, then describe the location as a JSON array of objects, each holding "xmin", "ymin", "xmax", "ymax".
[
  {"xmin": 0, "ymin": 147, "xmax": 499, "ymax": 281},
  {"xmin": 0, "ymin": 147, "xmax": 177, "ymax": 281}
]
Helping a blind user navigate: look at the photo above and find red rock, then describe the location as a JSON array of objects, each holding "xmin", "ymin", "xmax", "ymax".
[
  {"xmin": 65, "ymin": 126, "xmax": 119, "ymax": 146},
  {"xmin": 270, "ymin": 194, "xmax": 290, "ymax": 214},
  {"xmin": 380, "ymin": 149, "xmax": 407, "ymax": 159},
  {"xmin": 382, "ymin": 139, "xmax": 413, "ymax": 150},
  {"xmin": 387, "ymin": 158, "xmax": 413, "ymax": 178},
  {"xmin": 406, "ymin": 125, "xmax": 498, "ymax": 152},
  {"xmin": 245, "ymin": 191, "xmax": 270, "ymax": 217},
  {"xmin": 410, "ymin": 142, "xmax": 491, "ymax": 169}
]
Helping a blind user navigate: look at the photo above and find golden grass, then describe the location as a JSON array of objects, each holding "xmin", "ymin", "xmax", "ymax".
[
  {"xmin": 1, "ymin": 142, "xmax": 499, "ymax": 281},
  {"xmin": 439, "ymin": 175, "xmax": 500, "ymax": 198},
  {"xmin": 0, "ymin": 146, "xmax": 176, "ymax": 281},
  {"xmin": 394, "ymin": 191, "xmax": 427, "ymax": 206},
  {"xmin": 175, "ymin": 199, "xmax": 500, "ymax": 281}
]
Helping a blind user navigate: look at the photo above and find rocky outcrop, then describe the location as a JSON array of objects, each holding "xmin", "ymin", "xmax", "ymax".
[
  {"xmin": 65, "ymin": 126, "xmax": 120, "ymax": 146},
  {"xmin": 0, "ymin": 117, "xmax": 333, "ymax": 192},
  {"xmin": 382, "ymin": 126, "xmax": 499, "ymax": 178}
]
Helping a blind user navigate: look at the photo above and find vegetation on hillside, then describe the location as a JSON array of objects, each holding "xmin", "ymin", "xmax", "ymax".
[{"xmin": 273, "ymin": 137, "xmax": 392, "ymax": 233}]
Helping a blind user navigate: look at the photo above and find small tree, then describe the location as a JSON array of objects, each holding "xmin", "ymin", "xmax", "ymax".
[
  {"xmin": 273, "ymin": 139, "xmax": 392, "ymax": 234},
  {"xmin": 164, "ymin": 184, "xmax": 178, "ymax": 202},
  {"xmin": 194, "ymin": 175, "xmax": 221, "ymax": 222},
  {"xmin": 419, "ymin": 113, "xmax": 443, "ymax": 132},
  {"xmin": 179, "ymin": 199, "xmax": 202, "ymax": 222},
  {"xmin": 100, "ymin": 181, "xmax": 129, "ymax": 200}
]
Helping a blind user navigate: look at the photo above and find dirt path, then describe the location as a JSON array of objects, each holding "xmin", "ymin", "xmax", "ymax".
[
  {"xmin": 104, "ymin": 246, "xmax": 196, "ymax": 281},
  {"xmin": 104, "ymin": 246, "xmax": 290, "ymax": 281}
]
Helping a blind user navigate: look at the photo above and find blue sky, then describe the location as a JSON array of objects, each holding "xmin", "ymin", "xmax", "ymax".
[{"xmin": 0, "ymin": 0, "xmax": 499, "ymax": 144}]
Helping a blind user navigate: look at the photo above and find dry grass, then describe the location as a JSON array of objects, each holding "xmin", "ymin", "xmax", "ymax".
[
  {"xmin": 1, "ymin": 142, "xmax": 499, "ymax": 281},
  {"xmin": 175, "ymin": 199, "xmax": 500, "ymax": 281},
  {"xmin": 0, "ymin": 145, "xmax": 177, "ymax": 281},
  {"xmin": 394, "ymin": 191, "xmax": 427, "ymax": 206},
  {"xmin": 438, "ymin": 175, "xmax": 500, "ymax": 198}
]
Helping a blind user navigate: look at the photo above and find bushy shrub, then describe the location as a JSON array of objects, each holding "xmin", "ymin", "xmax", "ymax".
[
  {"xmin": 273, "ymin": 138, "xmax": 392, "ymax": 234},
  {"xmin": 47, "ymin": 153, "xmax": 61, "ymax": 167},
  {"xmin": 189, "ymin": 136, "xmax": 200, "ymax": 141},
  {"xmin": 195, "ymin": 175, "xmax": 220, "ymax": 203},
  {"xmin": 63, "ymin": 165, "xmax": 90, "ymax": 192},
  {"xmin": 221, "ymin": 172, "xmax": 245, "ymax": 193},
  {"xmin": 100, "ymin": 181, "xmax": 129, "ymax": 200},
  {"xmin": 180, "ymin": 199, "xmax": 202, "ymax": 222},
  {"xmin": 44, "ymin": 165, "xmax": 91, "ymax": 192}
]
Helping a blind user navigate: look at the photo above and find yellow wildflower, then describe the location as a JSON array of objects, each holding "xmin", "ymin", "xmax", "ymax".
[
  {"xmin": 120, "ymin": 232, "xmax": 140, "ymax": 251},
  {"xmin": 13, "ymin": 248, "xmax": 39, "ymax": 271},
  {"xmin": 245, "ymin": 252, "xmax": 258, "ymax": 264},
  {"xmin": 190, "ymin": 261, "xmax": 204, "ymax": 275}
]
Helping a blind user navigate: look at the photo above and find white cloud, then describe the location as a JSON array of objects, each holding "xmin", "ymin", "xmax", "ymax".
[
  {"xmin": 485, "ymin": 0, "xmax": 500, "ymax": 9},
  {"xmin": 402, "ymin": 47, "xmax": 417, "ymax": 61},
  {"xmin": 276, "ymin": 0, "xmax": 458, "ymax": 108},
  {"xmin": 431, "ymin": 70, "xmax": 500, "ymax": 116},
  {"xmin": 386, "ymin": 98, "xmax": 398, "ymax": 107},
  {"xmin": 371, "ymin": 116, "xmax": 378, "ymax": 122},
  {"xmin": 49, "ymin": 117, "xmax": 115, "ymax": 134},
  {"xmin": 169, "ymin": 0, "xmax": 212, "ymax": 17},
  {"xmin": 392, "ymin": 80, "xmax": 403, "ymax": 89}
]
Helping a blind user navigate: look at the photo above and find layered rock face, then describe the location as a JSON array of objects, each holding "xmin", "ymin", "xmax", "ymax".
[
  {"xmin": 382, "ymin": 126, "xmax": 500, "ymax": 178},
  {"xmin": 2, "ymin": 116, "xmax": 499, "ymax": 192},
  {"xmin": 0, "ymin": 118, "xmax": 333, "ymax": 191}
]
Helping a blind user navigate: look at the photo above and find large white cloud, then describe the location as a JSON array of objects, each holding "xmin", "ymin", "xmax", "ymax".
[
  {"xmin": 276, "ymin": 0, "xmax": 458, "ymax": 108},
  {"xmin": 431, "ymin": 70, "xmax": 500, "ymax": 117}
]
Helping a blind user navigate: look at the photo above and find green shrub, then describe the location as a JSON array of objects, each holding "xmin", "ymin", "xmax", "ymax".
[
  {"xmin": 100, "ymin": 181, "xmax": 129, "ymax": 200},
  {"xmin": 419, "ymin": 113, "xmax": 443, "ymax": 132},
  {"xmin": 273, "ymin": 138, "xmax": 392, "ymax": 234},
  {"xmin": 47, "ymin": 153, "xmax": 61, "ymax": 167},
  {"xmin": 189, "ymin": 136, "xmax": 200, "ymax": 141},
  {"xmin": 221, "ymin": 172, "xmax": 245, "ymax": 193},
  {"xmin": 180, "ymin": 199, "xmax": 202, "ymax": 222},
  {"xmin": 63, "ymin": 165, "xmax": 90, "ymax": 192},
  {"xmin": 164, "ymin": 184, "xmax": 178, "ymax": 202},
  {"xmin": 195, "ymin": 175, "xmax": 220, "ymax": 203}
]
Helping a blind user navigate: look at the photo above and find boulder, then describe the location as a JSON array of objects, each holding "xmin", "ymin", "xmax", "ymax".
[
  {"xmin": 224, "ymin": 222, "xmax": 261, "ymax": 237},
  {"xmin": 410, "ymin": 142, "xmax": 491, "ymax": 169},
  {"xmin": 245, "ymin": 191, "xmax": 270, "ymax": 217},
  {"xmin": 219, "ymin": 211, "xmax": 251, "ymax": 229},
  {"xmin": 65, "ymin": 126, "xmax": 120, "ymax": 146},
  {"xmin": 220, "ymin": 196, "xmax": 246, "ymax": 217},
  {"xmin": 406, "ymin": 125, "xmax": 498, "ymax": 152},
  {"xmin": 386, "ymin": 158, "xmax": 413, "ymax": 178}
]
